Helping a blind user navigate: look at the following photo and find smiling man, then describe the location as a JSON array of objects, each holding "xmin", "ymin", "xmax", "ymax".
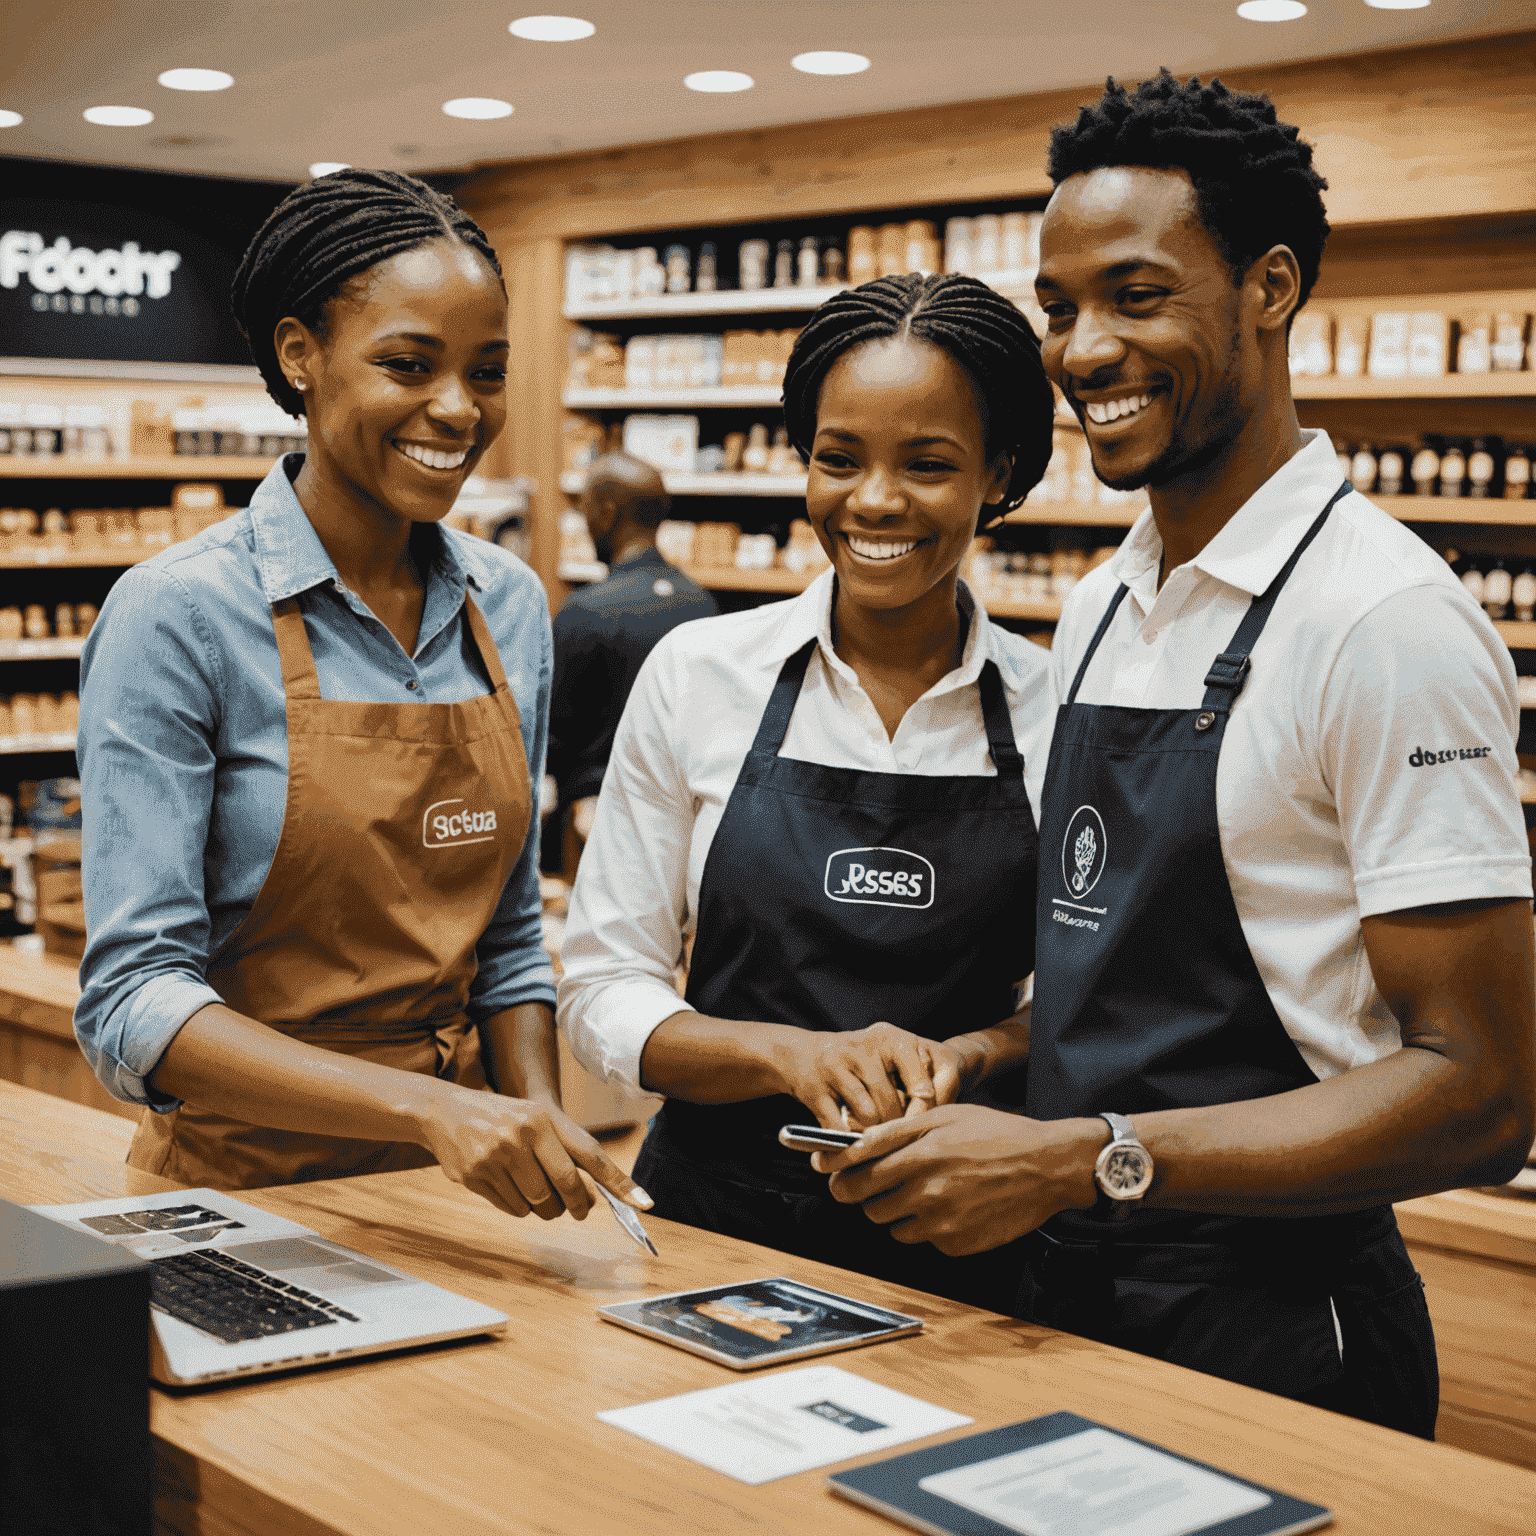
[{"xmin": 817, "ymin": 72, "xmax": 1534, "ymax": 1436}]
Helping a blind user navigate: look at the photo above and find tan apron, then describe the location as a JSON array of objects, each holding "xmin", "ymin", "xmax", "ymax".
[{"xmin": 128, "ymin": 589, "xmax": 532, "ymax": 1189}]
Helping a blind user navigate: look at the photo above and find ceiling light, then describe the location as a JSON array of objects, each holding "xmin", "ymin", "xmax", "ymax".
[
  {"xmin": 308, "ymin": 162, "xmax": 351, "ymax": 178},
  {"xmin": 684, "ymin": 71, "xmax": 754, "ymax": 93},
  {"xmin": 443, "ymin": 97, "xmax": 514, "ymax": 120},
  {"xmin": 83, "ymin": 106, "xmax": 155, "ymax": 126},
  {"xmin": 0, "ymin": 110, "xmax": 22, "ymax": 128},
  {"xmin": 792, "ymin": 52, "xmax": 871, "ymax": 76},
  {"xmin": 157, "ymin": 68, "xmax": 234, "ymax": 91},
  {"xmin": 1236, "ymin": 0, "xmax": 1307, "ymax": 16},
  {"xmin": 1364, "ymin": 0, "xmax": 1430, "ymax": 8},
  {"xmin": 509, "ymin": 15, "xmax": 595, "ymax": 41}
]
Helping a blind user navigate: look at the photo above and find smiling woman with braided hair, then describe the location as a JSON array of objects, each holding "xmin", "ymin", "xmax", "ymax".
[
  {"xmin": 74, "ymin": 168, "xmax": 651, "ymax": 1225},
  {"xmin": 557, "ymin": 271, "xmax": 1057, "ymax": 1308}
]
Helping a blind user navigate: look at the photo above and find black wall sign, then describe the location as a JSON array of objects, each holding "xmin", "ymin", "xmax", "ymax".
[{"xmin": 0, "ymin": 158, "xmax": 296, "ymax": 366}]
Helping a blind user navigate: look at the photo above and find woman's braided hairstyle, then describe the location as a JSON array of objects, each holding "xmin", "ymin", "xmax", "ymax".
[
  {"xmin": 231, "ymin": 168, "xmax": 504, "ymax": 418},
  {"xmin": 781, "ymin": 272, "xmax": 1056, "ymax": 514},
  {"xmin": 1049, "ymin": 69, "xmax": 1330, "ymax": 311}
]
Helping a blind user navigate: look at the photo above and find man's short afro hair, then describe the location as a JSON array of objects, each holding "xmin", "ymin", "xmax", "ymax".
[{"xmin": 1048, "ymin": 69, "xmax": 1330, "ymax": 310}]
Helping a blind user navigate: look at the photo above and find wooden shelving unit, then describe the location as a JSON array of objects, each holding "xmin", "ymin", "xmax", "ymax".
[
  {"xmin": 0, "ymin": 733, "xmax": 75, "ymax": 757},
  {"xmin": 0, "ymin": 455, "xmax": 275, "ymax": 480},
  {"xmin": 0, "ymin": 548, "xmax": 152, "ymax": 570},
  {"xmin": 0, "ymin": 639, "xmax": 86, "ymax": 661},
  {"xmin": 562, "ymin": 385, "xmax": 783, "ymax": 409},
  {"xmin": 1294, "ymin": 373, "xmax": 1536, "ymax": 401},
  {"xmin": 564, "ymin": 286, "xmax": 849, "ymax": 321}
]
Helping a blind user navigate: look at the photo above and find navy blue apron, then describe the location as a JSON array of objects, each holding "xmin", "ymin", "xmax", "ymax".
[
  {"xmin": 635, "ymin": 599, "xmax": 1039, "ymax": 1310},
  {"xmin": 1022, "ymin": 482, "xmax": 1438, "ymax": 1437}
]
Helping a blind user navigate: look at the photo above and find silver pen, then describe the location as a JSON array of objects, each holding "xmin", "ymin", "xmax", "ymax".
[{"xmin": 596, "ymin": 1182, "xmax": 658, "ymax": 1256}]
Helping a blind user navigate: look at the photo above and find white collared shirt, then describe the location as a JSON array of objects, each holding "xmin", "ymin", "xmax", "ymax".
[
  {"xmin": 557, "ymin": 569, "xmax": 1055, "ymax": 1091},
  {"xmin": 1052, "ymin": 429, "xmax": 1532, "ymax": 1081}
]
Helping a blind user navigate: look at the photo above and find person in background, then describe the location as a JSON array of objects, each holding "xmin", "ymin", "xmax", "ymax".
[
  {"xmin": 558, "ymin": 274, "xmax": 1056, "ymax": 1310},
  {"xmin": 73, "ymin": 168, "xmax": 647, "ymax": 1224},
  {"xmin": 815, "ymin": 72, "xmax": 1534, "ymax": 1435},
  {"xmin": 548, "ymin": 452, "xmax": 716, "ymax": 846}
]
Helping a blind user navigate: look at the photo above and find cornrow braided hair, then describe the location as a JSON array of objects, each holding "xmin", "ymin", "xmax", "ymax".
[
  {"xmin": 230, "ymin": 168, "xmax": 505, "ymax": 418},
  {"xmin": 782, "ymin": 272, "xmax": 1056, "ymax": 514},
  {"xmin": 1049, "ymin": 68, "xmax": 1330, "ymax": 309}
]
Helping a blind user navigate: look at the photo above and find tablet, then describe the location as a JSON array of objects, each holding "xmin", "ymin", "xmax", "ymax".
[{"xmin": 598, "ymin": 1277, "xmax": 923, "ymax": 1369}]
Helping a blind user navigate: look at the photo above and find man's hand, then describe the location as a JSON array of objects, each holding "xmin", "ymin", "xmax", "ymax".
[
  {"xmin": 776, "ymin": 1021, "xmax": 969, "ymax": 1130},
  {"xmin": 812, "ymin": 1104, "xmax": 1101, "ymax": 1255}
]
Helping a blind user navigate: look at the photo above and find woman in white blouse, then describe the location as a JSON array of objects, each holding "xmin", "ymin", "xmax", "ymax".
[{"xmin": 558, "ymin": 274, "xmax": 1058, "ymax": 1307}]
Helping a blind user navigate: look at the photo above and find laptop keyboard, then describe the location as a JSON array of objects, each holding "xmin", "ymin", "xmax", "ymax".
[{"xmin": 150, "ymin": 1248, "xmax": 361, "ymax": 1344}]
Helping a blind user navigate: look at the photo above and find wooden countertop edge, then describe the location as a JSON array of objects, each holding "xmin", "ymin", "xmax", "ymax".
[{"xmin": 1395, "ymin": 1188, "xmax": 1536, "ymax": 1267}]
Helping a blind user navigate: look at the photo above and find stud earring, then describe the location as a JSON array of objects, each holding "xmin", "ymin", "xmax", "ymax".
[{"xmin": 291, "ymin": 378, "xmax": 306, "ymax": 392}]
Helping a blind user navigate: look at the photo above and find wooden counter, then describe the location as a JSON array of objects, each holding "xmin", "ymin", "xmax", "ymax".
[{"xmin": 4, "ymin": 1080, "xmax": 1535, "ymax": 1536}]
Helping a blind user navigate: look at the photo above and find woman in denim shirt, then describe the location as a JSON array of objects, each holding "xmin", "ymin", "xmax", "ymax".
[{"xmin": 75, "ymin": 169, "xmax": 647, "ymax": 1224}]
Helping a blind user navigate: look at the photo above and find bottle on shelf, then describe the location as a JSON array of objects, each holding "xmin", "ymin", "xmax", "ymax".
[
  {"xmin": 1349, "ymin": 444, "xmax": 1378, "ymax": 495},
  {"xmin": 635, "ymin": 247, "xmax": 665, "ymax": 298},
  {"xmin": 1411, "ymin": 438, "xmax": 1442, "ymax": 496},
  {"xmin": 663, "ymin": 244, "xmax": 691, "ymax": 295},
  {"xmin": 1504, "ymin": 444, "xmax": 1532, "ymax": 500},
  {"xmin": 1438, "ymin": 440, "xmax": 1467, "ymax": 499},
  {"xmin": 1335, "ymin": 439, "xmax": 1354, "ymax": 482},
  {"xmin": 773, "ymin": 239, "xmax": 796, "ymax": 289},
  {"xmin": 1467, "ymin": 438, "xmax": 1499, "ymax": 499},
  {"xmin": 876, "ymin": 224, "xmax": 905, "ymax": 279},
  {"xmin": 1376, "ymin": 444, "xmax": 1407, "ymax": 496},
  {"xmin": 796, "ymin": 237, "xmax": 819, "ymax": 288},
  {"xmin": 742, "ymin": 423, "xmax": 771, "ymax": 473},
  {"xmin": 1513, "ymin": 566, "xmax": 1536, "ymax": 623},
  {"xmin": 696, "ymin": 242, "xmax": 718, "ymax": 294},
  {"xmin": 1483, "ymin": 559, "xmax": 1513, "ymax": 620},
  {"xmin": 846, "ymin": 227, "xmax": 876, "ymax": 285},
  {"xmin": 943, "ymin": 217, "xmax": 973, "ymax": 276},
  {"xmin": 738, "ymin": 239, "xmax": 769, "ymax": 292},
  {"xmin": 1457, "ymin": 554, "xmax": 1485, "ymax": 606},
  {"xmin": 821, "ymin": 244, "xmax": 845, "ymax": 285}
]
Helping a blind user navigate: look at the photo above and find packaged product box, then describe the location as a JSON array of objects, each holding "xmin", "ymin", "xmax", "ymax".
[
  {"xmin": 734, "ymin": 532, "xmax": 777, "ymax": 571},
  {"xmin": 652, "ymin": 337, "xmax": 680, "ymax": 390},
  {"xmin": 721, "ymin": 331, "xmax": 750, "ymax": 387},
  {"xmin": 655, "ymin": 519, "xmax": 697, "ymax": 565},
  {"xmin": 565, "ymin": 244, "xmax": 618, "ymax": 307},
  {"xmin": 1333, "ymin": 314, "xmax": 1369, "ymax": 378},
  {"xmin": 622, "ymin": 413, "xmax": 699, "ymax": 473},
  {"xmin": 1456, "ymin": 313, "xmax": 1493, "ymax": 374},
  {"xmin": 624, "ymin": 335, "xmax": 656, "ymax": 391},
  {"xmin": 1288, "ymin": 310, "xmax": 1334, "ymax": 377},
  {"xmin": 1367, "ymin": 312, "xmax": 1411, "ymax": 379},
  {"xmin": 691, "ymin": 335, "xmax": 724, "ymax": 389},
  {"xmin": 1406, "ymin": 312, "xmax": 1450, "ymax": 378},
  {"xmin": 566, "ymin": 329, "xmax": 624, "ymax": 389},
  {"xmin": 1492, "ymin": 312, "xmax": 1529, "ymax": 372},
  {"xmin": 693, "ymin": 522, "xmax": 741, "ymax": 567}
]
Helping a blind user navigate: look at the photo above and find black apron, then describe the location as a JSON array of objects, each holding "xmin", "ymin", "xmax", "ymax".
[
  {"xmin": 635, "ymin": 604, "xmax": 1039, "ymax": 1310},
  {"xmin": 1021, "ymin": 481, "xmax": 1437, "ymax": 1437}
]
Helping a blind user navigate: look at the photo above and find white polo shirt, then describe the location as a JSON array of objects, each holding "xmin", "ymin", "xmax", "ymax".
[
  {"xmin": 1052, "ymin": 428, "xmax": 1532, "ymax": 1081},
  {"xmin": 558, "ymin": 569, "xmax": 1055, "ymax": 1092}
]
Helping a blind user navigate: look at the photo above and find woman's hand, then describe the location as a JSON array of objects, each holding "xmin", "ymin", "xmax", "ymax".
[
  {"xmin": 420, "ymin": 1084, "xmax": 652, "ymax": 1222},
  {"xmin": 775, "ymin": 1022, "xmax": 969, "ymax": 1130}
]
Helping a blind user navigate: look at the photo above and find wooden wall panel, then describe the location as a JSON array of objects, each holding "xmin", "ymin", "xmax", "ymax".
[{"xmin": 456, "ymin": 31, "xmax": 1536, "ymax": 243}]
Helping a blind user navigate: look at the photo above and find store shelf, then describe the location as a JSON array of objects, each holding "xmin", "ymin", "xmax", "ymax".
[
  {"xmin": 1294, "ymin": 373, "xmax": 1536, "ymax": 400},
  {"xmin": 1517, "ymin": 677, "xmax": 1536, "ymax": 710},
  {"xmin": 0, "ymin": 548, "xmax": 145, "ymax": 569},
  {"xmin": 562, "ymin": 385, "xmax": 783, "ymax": 409},
  {"xmin": 1495, "ymin": 621, "xmax": 1536, "ymax": 648},
  {"xmin": 1005, "ymin": 501, "xmax": 1144, "ymax": 527},
  {"xmin": 0, "ymin": 732, "xmax": 75, "ymax": 756},
  {"xmin": 564, "ymin": 286, "xmax": 849, "ymax": 322},
  {"xmin": 0, "ymin": 455, "xmax": 276, "ymax": 480},
  {"xmin": 0, "ymin": 639, "xmax": 86, "ymax": 661},
  {"xmin": 0, "ymin": 356, "xmax": 263, "ymax": 385},
  {"xmin": 1377, "ymin": 495, "xmax": 1536, "ymax": 525},
  {"xmin": 558, "ymin": 469, "xmax": 805, "ymax": 497}
]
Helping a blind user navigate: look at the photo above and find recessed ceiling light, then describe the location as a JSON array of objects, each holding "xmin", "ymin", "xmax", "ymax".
[
  {"xmin": 791, "ymin": 51, "xmax": 870, "ymax": 76},
  {"xmin": 1364, "ymin": 0, "xmax": 1430, "ymax": 8},
  {"xmin": 0, "ymin": 110, "xmax": 22, "ymax": 128},
  {"xmin": 443, "ymin": 97, "xmax": 514, "ymax": 120},
  {"xmin": 1236, "ymin": 0, "xmax": 1307, "ymax": 17},
  {"xmin": 157, "ymin": 68, "xmax": 234, "ymax": 91},
  {"xmin": 309, "ymin": 162, "xmax": 351, "ymax": 178},
  {"xmin": 684, "ymin": 71, "xmax": 754, "ymax": 93},
  {"xmin": 509, "ymin": 15, "xmax": 595, "ymax": 41},
  {"xmin": 83, "ymin": 106, "xmax": 155, "ymax": 126}
]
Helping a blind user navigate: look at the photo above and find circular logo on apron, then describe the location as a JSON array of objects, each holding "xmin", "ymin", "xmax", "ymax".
[{"xmin": 1061, "ymin": 805, "xmax": 1107, "ymax": 898}]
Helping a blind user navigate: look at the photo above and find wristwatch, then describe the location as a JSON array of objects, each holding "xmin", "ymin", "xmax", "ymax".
[{"xmin": 1093, "ymin": 1112, "xmax": 1154, "ymax": 1220}]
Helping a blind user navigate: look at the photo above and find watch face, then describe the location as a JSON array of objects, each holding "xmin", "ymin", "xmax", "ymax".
[{"xmin": 1098, "ymin": 1143, "xmax": 1153, "ymax": 1201}]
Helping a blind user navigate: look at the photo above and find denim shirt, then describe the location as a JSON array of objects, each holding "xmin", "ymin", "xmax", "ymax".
[{"xmin": 75, "ymin": 455, "xmax": 555, "ymax": 1110}]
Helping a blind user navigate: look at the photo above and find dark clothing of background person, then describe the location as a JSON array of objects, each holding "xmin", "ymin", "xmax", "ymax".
[{"xmin": 548, "ymin": 546, "xmax": 716, "ymax": 805}]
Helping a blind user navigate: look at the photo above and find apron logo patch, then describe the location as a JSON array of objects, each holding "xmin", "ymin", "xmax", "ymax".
[
  {"xmin": 423, "ymin": 798, "xmax": 498, "ymax": 849},
  {"xmin": 1061, "ymin": 805, "xmax": 1107, "ymax": 898},
  {"xmin": 824, "ymin": 847, "xmax": 934, "ymax": 910}
]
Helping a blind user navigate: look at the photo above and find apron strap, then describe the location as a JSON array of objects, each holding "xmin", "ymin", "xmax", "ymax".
[
  {"xmin": 1200, "ymin": 479, "xmax": 1350, "ymax": 715},
  {"xmin": 460, "ymin": 592, "xmax": 512, "ymax": 694},
  {"xmin": 269, "ymin": 597, "xmax": 323, "ymax": 701},
  {"xmin": 750, "ymin": 639, "xmax": 818, "ymax": 756},
  {"xmin": 977, "ymin": 660, "xmax": 1024, "ymax": 780},
  {"xmin": 1066, "ymin": 584, "xmax": 1130, "ymax": 706}
]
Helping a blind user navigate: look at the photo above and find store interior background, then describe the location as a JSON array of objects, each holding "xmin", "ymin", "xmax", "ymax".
[{"xmin": 1, "ymin": 0, "xmax": 1535, "ymax": 1468}]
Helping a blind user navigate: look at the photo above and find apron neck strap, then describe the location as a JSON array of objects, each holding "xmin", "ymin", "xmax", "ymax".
[
  {"xmin": 1200, "ymin": 478, "xmax": 1350, "ymax": 714},
  {"xmin": 270, "ymin": 588, "xmax": 511, "ymax": 703},
  {"xmin": 751, "ymin": 639, "xmax": 817, "ymax": 756},
  {"xmin": 1067, "ymin": 584, "xmax": 1130, "ymax": 706},
  {"xmin": 977, "ymin": 660, "xmax": 1024, "ymax": 780},
  {"xmin": 460, "ymin": 591, "xmax": 512, "ymax": 693},
  {"xmin": 270, "ymin": 597, "xmax": 322, "ymax": 699}
]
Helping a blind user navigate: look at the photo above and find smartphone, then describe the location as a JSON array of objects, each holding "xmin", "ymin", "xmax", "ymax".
[{"xmin": 778, "ymin": 1124, "xmax": 864, "ymax": 1153}]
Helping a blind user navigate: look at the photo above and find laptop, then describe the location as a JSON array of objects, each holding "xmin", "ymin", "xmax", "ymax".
[{"xmin": 31, "ymin": 1187, "xmax": 508, "ymax": 1386}]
